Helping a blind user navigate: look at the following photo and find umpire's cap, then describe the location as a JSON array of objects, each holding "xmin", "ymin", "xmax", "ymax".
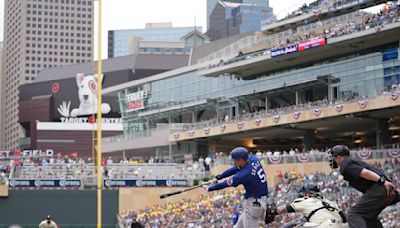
[
  {"xmin": 230, "ymin": 147, "xmax": 249, "ymax": 160},
  {"xmin": 329, "ymin": 145, "xmax": 350, "ymax": 157}
]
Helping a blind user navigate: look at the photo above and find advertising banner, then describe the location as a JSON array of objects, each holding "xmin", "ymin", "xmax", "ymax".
[
  {"xmin": 329, "ymin": 0, "xmax": 370, "ymax": 11},
  {"xmin": 271, "ymin": 48, "xmax": 285, "ymax": 57},
  {"xmin": 298, "ymin": 38, "xmax": 326, "ymax": 51},
  {"xmin": 0, "ymin": 149, "xmax": 54, "ymax": 158},
  {"xmin": 125, "ymin": 90, "xmax": 147, "ymax": 112},
  {"xmin": 9, "ymin": 179, "xmax": 81, "ymax": 188},
  {"xmin": 284, "ymin": 45, "xmax": 298, "ymax": 54},
  {"xmin": 271, "ymin": 45, "xmax": 298, "ymax": 58},
  {"xmin": 103, "ymin": 179, "xmax": 189, "ymax": 187}
]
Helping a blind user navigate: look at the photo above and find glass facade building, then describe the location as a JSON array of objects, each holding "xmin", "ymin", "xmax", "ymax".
[
  {"xmin": 207, "ymin": 0, "xmax": 271, "ymax": 28},
  {"xmin": 208, "ymin": 1, "xmax": 274, "ymax": 41},
  {"xmin": 117, "ymin": 43, "xmax": 400, "ymax": 135},
  {"xmin": 236, "ymin": 5, "xmax": 275, "ymax": 34},
  {"xmin": 108, "ymin": 26, "xmax": 202, "ymax": 58}
]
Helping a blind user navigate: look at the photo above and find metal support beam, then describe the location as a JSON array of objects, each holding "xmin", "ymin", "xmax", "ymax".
[{"xmin": 169, "ymin": 143, "xmax": 172, "ymax": 160}]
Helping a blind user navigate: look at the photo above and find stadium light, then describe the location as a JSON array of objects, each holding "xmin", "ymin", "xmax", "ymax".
[
  {"xmin": 389, "ymin": 125, "xmax": 400, "ymax": 131},
  {"xmin": 247, "ymin": 141, "xmax": 257, "ymax": 148}
]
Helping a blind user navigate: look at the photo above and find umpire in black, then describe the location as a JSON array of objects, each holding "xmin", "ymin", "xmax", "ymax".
[{"xmin": 328, "ymin": 145, "xmax": 399, "ymax": 228}]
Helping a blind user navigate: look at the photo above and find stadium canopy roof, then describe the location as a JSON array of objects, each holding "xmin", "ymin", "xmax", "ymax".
[
  {"xmin": 200, "ymin": 22, "xmax": 400, "ymax": 78},
  {"xmin": 35, "ymin": 54, "xmax": 189, "ymax": 83},
  {"xmin": 187, "ymin": 106, "xmax": 400, "ymax": 150},
  {"xmin": 137, "ymin": 99, "xmax": 213, "ymax": 119},
  {"xmin": 261, "ymin": 0, "xmax": 387, "ymax": 35}
]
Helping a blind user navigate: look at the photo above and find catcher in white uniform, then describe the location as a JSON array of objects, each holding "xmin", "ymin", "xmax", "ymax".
[{"xmin": 265, "ymin": 184, "xmax": 348, "ymax": 227}]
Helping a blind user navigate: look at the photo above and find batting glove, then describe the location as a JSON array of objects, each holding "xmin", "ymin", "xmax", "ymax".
[
  {"xmin": 203, "ymin": 178, "xmax": 218, "ymax": 186},
  {"xmin": 202, "ymin": 184, "xmax": 210, "ymax": 191}
]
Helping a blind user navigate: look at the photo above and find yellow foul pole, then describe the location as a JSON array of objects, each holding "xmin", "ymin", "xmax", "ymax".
[{"xmin": 96, "ymin": 0, "xmax": 103, "ymax": 227}]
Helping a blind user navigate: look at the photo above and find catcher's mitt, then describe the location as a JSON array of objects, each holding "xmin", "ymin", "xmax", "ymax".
[{"xmin": 265, "ymin": 203, "xmax": 278, "ymax": 224}]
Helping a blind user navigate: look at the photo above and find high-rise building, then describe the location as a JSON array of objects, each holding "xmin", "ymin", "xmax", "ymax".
[
  {"xmin": 207, "ymin": 0, "xmax": 270, "ymax": 29},
  {"xmin": 1, "ymin": 0, "xmax": 94, "ymax": 150},
  {"xmin": 127, "ymin": 29, "xmax": 209, "ymax": 56},
  {"xmin": 108, "ymin": 22, "xmax": 203, "ymax": 58},
  {"xmin": 208, "ymin": 1, "xmax": 274, "ymax": 41},
  {"xmin": 0, "ymin": 42, "xmax": 3, "ymax": 148}
]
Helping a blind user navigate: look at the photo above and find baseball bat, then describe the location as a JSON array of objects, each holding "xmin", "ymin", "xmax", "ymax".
[{"xmin": 159, "ymin": 185, "xmax": 202, "ymax": 199}]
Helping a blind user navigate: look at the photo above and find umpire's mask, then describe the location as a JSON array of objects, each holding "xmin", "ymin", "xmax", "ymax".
[
  {"xmin": 327, "ymin": 150, "xmax": 338, "ymax": 169},
  {"xmin": 327, "ymin": 145, "xmax": 350, "ymax": 169}
]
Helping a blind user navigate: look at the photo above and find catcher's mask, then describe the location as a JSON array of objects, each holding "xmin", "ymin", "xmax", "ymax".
[{"xmin": 298, "ymin": 184, "xmax": 321, "ymax": 198}]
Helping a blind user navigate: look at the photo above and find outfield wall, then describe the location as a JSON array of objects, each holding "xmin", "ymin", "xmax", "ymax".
[{"xmin": 0, "ymin": 190, "xmax": 118, "ymax": 226}]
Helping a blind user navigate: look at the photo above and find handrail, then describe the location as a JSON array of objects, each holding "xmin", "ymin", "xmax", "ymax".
[{"xmin": 213, "ymin": 149, "xmax": 400, "ymax": 166}]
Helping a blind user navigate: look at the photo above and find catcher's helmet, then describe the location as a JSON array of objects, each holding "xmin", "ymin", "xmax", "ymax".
[
  {"xmin": 230, "ymin": 147, "xmax": 249, "ymax": 160},
  {"xmin": 299, "ymin": 184, "xmax": 320, "ymax": 197}
]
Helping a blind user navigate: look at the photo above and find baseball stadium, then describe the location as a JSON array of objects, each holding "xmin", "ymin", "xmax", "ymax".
[{"xmin": 1, "ymin": 0, "xmax": 400, "ymax": 227}]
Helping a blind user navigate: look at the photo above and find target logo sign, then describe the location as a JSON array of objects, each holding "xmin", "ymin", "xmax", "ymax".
[
  {"xmin": 52, "ymin": 82, "xmax": 60, "ymax": 94},
  {"xmin": 88, "ymin": 116, "xmax": 96, "ymax": 124}
]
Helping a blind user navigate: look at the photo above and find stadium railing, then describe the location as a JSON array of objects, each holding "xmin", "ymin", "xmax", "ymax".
[
  {"xmin": 8, "ymin": 162, "xmax": 205, "ymax": 189},
  {"xmin": 213, "ymin": 149, "xmax": 400, "ymax": 166},
  {"xmin": 203, "ymin": 3, "xmax": 400, "ymax": 71}
]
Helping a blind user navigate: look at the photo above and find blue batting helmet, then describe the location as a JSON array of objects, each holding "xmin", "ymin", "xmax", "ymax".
[{"xmin": 230, "ymin": 147, "xmax": 249, "ymax": 160}]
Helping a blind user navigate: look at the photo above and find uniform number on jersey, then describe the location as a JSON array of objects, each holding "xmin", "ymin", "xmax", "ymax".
[{"xmin": 257, "ymin": 169, "xmax": 266, "ymax": 183}]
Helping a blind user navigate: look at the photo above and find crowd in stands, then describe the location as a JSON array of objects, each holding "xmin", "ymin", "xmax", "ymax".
[
  {"xmin": 264, "ymin": 0, "xmax": 388, "ymax": 27},
  {"xmin": 4, "ymin": 154, "xmax": 208, "ymax": 181},
  {"xmin": 103, "ymin": 155, "xmax": 209, "ymax": 180},
  {"xmin": 119, "ymin": 159, "xmax": 400, "ymax": 228},
  {"xmin": 207, "ymin": 2, "xmax": 400, "ymax": 70},
  {"xmin": 18, "ymin": 163, "xmax": 95, "ymax": 179},
  {"xmin": 4, "ymin": 145, "xmax": 399, "ymax": 182},
  {"xmin": 331, "ymin": 0, "xmax": 374, "ymax": 10},
  {"xmin": 327, "ymin": 2, "xmax": 400, "ymax": 38},
  {"xmin": 0, "ymin": 159, "xmax": 12, "ymax": 176},
  {"xmin": 105, "ymin": 163, "xmax": 204, "ymax": 180},
  {"xmin": 263, "ymin": 0, "xmax": 327, "ymax": 26},
  {"xmin": 7, "ymin": 154, "xmax": 95, "ymax": 179},
  {"xmin": 182, "ymin": 93, "xmax": 362, "ymax": 131},
  {"xmin": 182, "ymin": 78, "xmax": 400, "ymax": 132}
]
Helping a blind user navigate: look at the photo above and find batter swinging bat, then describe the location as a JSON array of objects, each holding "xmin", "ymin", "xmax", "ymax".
[{"xmin": 159, "ymin": 185, "xmax": 201, "ymax": 199}]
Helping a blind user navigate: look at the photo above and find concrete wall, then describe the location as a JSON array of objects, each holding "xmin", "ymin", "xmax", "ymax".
[
  {"xmin": 119, "ymin": 187, "xmax": 205, "ymax": 213},
  {"xmin": 211, "ymin": 162, "xmax": 333, "ymax": 187},
  {"xmin": 212, "ymin": 159, "xmax": 388, "ymax": 187}
]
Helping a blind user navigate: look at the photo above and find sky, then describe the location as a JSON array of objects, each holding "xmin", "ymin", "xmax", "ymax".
[{"xmin": 0, "ymin": 0, "xmax": 370, "ymax": 58}]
